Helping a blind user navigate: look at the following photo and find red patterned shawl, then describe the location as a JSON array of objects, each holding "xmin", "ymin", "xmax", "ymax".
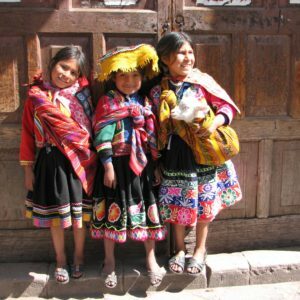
[
  {"xmin": 94, "ymin": 101, "xmax": 158, "ymax": 176},
  {"xmin": 28, "ymin": 84, "xmax": 97, "ymax": 196}
]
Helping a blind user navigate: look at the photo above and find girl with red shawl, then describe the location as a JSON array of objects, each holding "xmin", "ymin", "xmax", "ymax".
[{"xmin": 20, "ymin": 46, "xmax": 96, "ymax": 284}]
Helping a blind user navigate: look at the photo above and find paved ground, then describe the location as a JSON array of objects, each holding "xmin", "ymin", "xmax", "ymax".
[
  {"xmin": 1, "ymin": 247, "xmax": 300, "ymax": 299},
  {"xmin": 4, "ymin": 281, "xmax": 300, "ymax": 300}
]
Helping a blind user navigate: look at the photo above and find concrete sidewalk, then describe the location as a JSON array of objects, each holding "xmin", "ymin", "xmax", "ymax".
[
  {"xmin": 4, "ymin": 281, "xmax": 300, "ymax": 300},
  {"xmin": 1, "ymin": 248, "xmax": 300, "ymax": 298}
]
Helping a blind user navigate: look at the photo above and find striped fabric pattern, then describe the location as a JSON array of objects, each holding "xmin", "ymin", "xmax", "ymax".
[
  {"xmin": 25, "ymin": 192, "xmax": 92, "ymax": 228},
  {"xmin": 94, "ymin": 103, "xmax": 158, "ymax": 176},
  {"xmin": 28, "ymin": 86, "xmax": 97, "ymax": 196}
]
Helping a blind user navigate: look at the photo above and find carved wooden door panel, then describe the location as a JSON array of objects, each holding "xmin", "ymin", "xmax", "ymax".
[
  {"xmin": 0, "ymin": 0, "xmax": 174, "ymax": 260},
  {"xmin": 0, "ymin": 0, "xmax": 172, "ymax": 231},
  {"xmin": 1, "ymin": 0, "xmax": 300, "ymax": 260},
  {"xmin": 269, "ymin": 0, "xmax": 300, "ymax": 216},
  {"xmin": 172, "ymin": 0, "xmax": 300, "ymax": 220}
]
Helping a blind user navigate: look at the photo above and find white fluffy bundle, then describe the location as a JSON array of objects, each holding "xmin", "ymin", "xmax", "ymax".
[{"xmin": 171, "ymin": 89, "xmax": 210, "ymax": 123}]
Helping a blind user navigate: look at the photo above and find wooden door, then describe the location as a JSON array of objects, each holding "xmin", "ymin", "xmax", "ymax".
[
  {"xmin": 0, "ymin": 0, "xmax": 172, "ymax": 261},
  {"xmin": 171, "ymin": 0, "xmax": 300, "ymax": 253},
  {"xmin": 1, "ymin": 0, "xmax": 300, "ymax": 261},
  {"xmin": 172, "ymin": 0, "xmax": 300, "ymax": 217},
  {"xmin": 0, "ymin": 0, "xmax": 171, "ymax": 225},
  {"xmin": 269, "ymin": 0, "xmax": 300, "ymax": 217}
]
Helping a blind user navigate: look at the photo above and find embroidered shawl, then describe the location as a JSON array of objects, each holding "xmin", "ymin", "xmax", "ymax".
[{"xmin": 93, "ymin": 94, "xmax": 158, "ymax": 176}]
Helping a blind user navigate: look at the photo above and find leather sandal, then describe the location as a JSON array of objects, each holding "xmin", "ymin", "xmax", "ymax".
[
  {"xmin": 71, "ymin": 264, "xmax": 84, "ymax": 279},
  {"xmin": 168, "ymin": 253, "xmax": 185, "ymax": 274},
  {"xmin": 186, "ymin": 252, "xmax": 207, "ymax": 276},
  {"xmin": 102, "ymin": 271, "xmax": 117, "ymax": 289},
  {"xmin": 148, "ymin": 266, "xmax": 166, "ymax": 287},
  {"xmin": 54, "ymin": 267, "xmax": 69, "ymax": 284}
]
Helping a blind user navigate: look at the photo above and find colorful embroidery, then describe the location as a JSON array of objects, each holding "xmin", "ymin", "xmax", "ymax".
[
  {"xmin": 93, "ymin": 199, "xmax": 105, "ymax": 221},
  {"xmin": 177, "ymin": 208, "xmax": 193, "ymax": 225},
  {"xmin": 159, "ymin": 205, "xmax": 172, "ymax": 221},
  {"xmin": 108, "ymin": 203, "xmax": 121, "ymax": 223},
  {"xmin": 128, "ymin": 201, "xmax": 142, "ymax": 214},
  {"xmin": 91, "ymin": 226, "xmax": 167, "ymax": 243},
  {"xmin": 159, "ymin": 160, "xmax": 242, "ymax": 224},
  {"xmin": 147, "ymin": 204, "xmax": 160, "ymax": 224}
]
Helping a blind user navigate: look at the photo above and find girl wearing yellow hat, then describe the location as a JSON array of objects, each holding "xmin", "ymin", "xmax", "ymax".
[{"xmin": 91, "ymin": 44, "xmax": 167, "ymax": 288}]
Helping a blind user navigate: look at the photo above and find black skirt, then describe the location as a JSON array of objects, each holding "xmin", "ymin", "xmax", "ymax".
[
  {"xmin": 90, "ymin": 155, "xmax": 167, "ymax": 243},
  {"xmin": 25, "ymin": 146, "xmax": 92, "ymax": 228}
]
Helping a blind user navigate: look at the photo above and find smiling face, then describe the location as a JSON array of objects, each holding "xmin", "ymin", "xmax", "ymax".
[
  {"xmin": 114, "ymin": 70, "xmax": 142, "ymax": 95},
  {"xmin": 50, "ymin": 58, "xmax": 79, "ymax": 89},
  {"xmin": 162, "ymin": 41, "xmax": 195, "ymax": 79}
]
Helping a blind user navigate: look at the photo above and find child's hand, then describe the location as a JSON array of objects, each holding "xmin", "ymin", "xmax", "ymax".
[
  {"xmin": 103, "ymin": 162, "xmax": 117, "ymax": 189},
  {"xmin": 153, "ymin": 165, "xmax": 162, "ymax": 186},
  {"xmin": 170, "ymin": 107, "xmax": 181, "ymax": 120},
  {"xmin": 196, "ymin": 125, "xmax": 216, "ymax": 138},
  {"xmin": 196, "ymin": 114, "xmax": 225, "ymax": 138},
  {"xmin": 24, "ymin": 166, "xmax": 34, "ymax": 191}
]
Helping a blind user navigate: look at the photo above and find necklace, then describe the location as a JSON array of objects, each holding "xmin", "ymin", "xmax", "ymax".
[{"xmin": 169, "ymin": 79, "xmax": 184, "ymax": 97}]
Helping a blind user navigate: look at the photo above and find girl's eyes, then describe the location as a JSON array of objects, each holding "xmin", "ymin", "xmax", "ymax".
[
  {"xmin": 133, "ymin": 73, "xmax": 141, "ymax": 77},
  {"xmin": 116, "ymin": 73, "xmax": 126, "ymax": 78},
  {"xmin": 117, "ymin": 72, "xmax": 140, "ymax": 78},
  {"xmin": 60, "ymin": 64, "xmax": 67, "ymax": 71},
  {"xmin": 71, "ymin": 71, "xmax": 78, "ymax": 77},
  {"xmin": 60, "ymin": 64, "xmax": 79, "ymax": 77},
  {"xmin": 178, "ymin": 51, "xmax": 194, "ymax": 55}
]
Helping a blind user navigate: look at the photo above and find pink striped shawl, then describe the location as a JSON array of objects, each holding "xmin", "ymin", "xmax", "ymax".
[
  {"xmin": 29, "ymin": 85, "xmax": 97, "ymax": 196},
  {"xmin": 94, "ymin": 103, "xmax": 158, "ymax": 176}
]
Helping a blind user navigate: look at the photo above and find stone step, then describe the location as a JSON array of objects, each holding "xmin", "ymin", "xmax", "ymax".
[{"xmin": 1, "ymin": 248, "xmax": 300, "ymax": 298}]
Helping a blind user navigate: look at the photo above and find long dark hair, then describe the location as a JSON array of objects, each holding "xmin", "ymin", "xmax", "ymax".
[
  {"xmin": 156, "ymin": 31, "xmax": 193, "ymax": 74},
  {"xmin": 48, "ymin": 46, "xmax": 88, "ymax": 78}
]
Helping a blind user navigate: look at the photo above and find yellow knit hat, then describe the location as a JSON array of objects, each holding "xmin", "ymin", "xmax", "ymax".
[{"xmin": 97, "ymin": 44, "xmax": 160, "ymax": 82}]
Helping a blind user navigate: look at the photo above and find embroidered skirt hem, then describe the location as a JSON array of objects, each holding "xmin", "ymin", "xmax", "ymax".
[
  {"xmin": 91, "ymin": 155, "xmax": 165, "ymax": 241},
  {"xmin": 90, "ymin": 226, "xmax": 167, "ymax": 243},
  {"xmin": 159, "ymin": 135, "xmax": 242, "ymax": 225}
]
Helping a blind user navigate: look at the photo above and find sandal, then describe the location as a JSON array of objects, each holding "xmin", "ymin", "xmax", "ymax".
[
  {"xmin": 102, "ymin": 271, "xmax": 117, "ymax": 289},
  {"xmin": 71, "ymin": 264, "xmax": 84, "ymax": 279},
  {"xmin": 148, "ymin": 266, "xmax": 166, "ymax": 287},
  {"xmin": 186, "ymin": 252, "xmax": 207, "ymax": 276},
  {"xmin": 54, "ymin": 267, "xmax": 69, "ymax": 284},
  {"xmin": 168, "ymin": 253, "xmax": 185, "ymax": 274}
]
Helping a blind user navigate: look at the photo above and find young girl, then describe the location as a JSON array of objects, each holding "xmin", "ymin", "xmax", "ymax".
[
  {"xmin": 91, "ymin": 44, "xmax": 167, "ymax": 288},
  {"xmin": 150, "ymin": 32, "xmax": 242, "ymax": 276},
  {"xmin": 20, "ymin": 46, "xmax": 96, "ymax": 284}
]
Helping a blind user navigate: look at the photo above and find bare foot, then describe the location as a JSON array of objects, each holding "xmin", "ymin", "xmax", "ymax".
[
  {"xmin": 187, "ymin": 249, "xmax": 207, "ymax": 275},
  {"xmin": 169, "ymin": 250, "xmax": 185, "ymax": 273}
]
